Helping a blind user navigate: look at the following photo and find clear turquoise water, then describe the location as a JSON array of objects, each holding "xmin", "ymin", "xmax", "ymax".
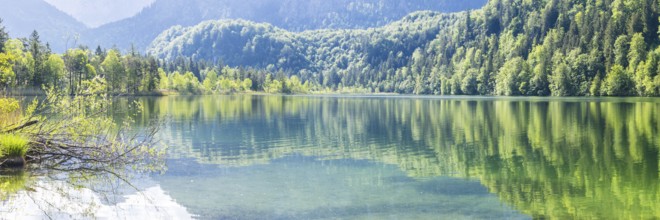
[{"xmin": 2, "ymin": 95, "xmax": 659, "ymax": 219}]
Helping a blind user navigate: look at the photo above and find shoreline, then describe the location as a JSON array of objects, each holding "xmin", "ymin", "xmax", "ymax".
[{"xmin": 4, "ymin": 89, "xmax": 660, "ymax": 101}]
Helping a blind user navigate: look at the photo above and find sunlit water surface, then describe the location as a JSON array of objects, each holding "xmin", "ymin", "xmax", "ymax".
[{"xmin": 2, "ymin": 95, "xmax": 659, "ymax": 219}]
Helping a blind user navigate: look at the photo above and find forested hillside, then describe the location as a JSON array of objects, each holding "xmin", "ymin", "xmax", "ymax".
[
  {"xmin": 81, "ymin": 0, "xmax": 486, "ymax": 51},
  {"xmin": 150, "ymin": 0, "xmax": 660, "ymax": 96}
]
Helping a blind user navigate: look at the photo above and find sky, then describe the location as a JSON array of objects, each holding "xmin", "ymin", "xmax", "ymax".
[{"xmin": 43, "ymin": 0, "xmax": 155, "ymax": 28}]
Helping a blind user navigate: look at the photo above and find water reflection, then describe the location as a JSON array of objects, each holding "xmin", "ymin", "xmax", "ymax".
[
  {"xmin": 0, "ymin": 169, "xmax": 194, "ymax": 219},
  {"xmin": 0, "ymin": 170, "xmax": 30, "ymax": 201},
  {"xmin": 127, "ymin": 95, "xmax": 660, "ymax": 219}
]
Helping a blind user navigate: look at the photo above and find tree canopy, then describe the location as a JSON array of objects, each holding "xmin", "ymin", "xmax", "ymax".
[{"xmin": 148, "ymin": 0, "xmax": 660, "ymax": 96}]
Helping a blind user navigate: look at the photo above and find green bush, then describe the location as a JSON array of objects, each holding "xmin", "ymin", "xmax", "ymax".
[
  {"xmin": 603, "ymin": 65, "xmax": 634, "ymax": 96},
  {"xmin": 0, "ymin": 97, "xmax": 21, "ymax": 129},
  {"xmin": 0, "ymin": 134, "xmax": 29, "ymax": 158}
]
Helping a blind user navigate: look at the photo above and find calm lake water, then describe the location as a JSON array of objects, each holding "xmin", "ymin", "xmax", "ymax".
[{"xmin": 1, "ymin": 95, "xmax": 659, "ymax": 219}]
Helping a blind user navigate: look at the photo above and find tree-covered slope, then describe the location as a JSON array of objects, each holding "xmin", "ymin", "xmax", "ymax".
[
  {"xmin": 0, "ymin": 0, "xmax": 86, "ymax": 51},
  {"xmin": 149, "ymin": 12, "xmax": 455, "ymax": 71},
  {"xmin": 81, "ymin": 0, "xmax": 487, "ymax": 51},
  {"xmin": 149, "ymin": 0, "xmax": 660, "ymax": 96}
]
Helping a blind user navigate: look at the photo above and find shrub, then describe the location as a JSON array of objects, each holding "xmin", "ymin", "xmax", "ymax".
[
  {"xmin": 603, "ymin": 65, "xmax": 634, "ymax": 96},
  {"xmin": 0, "ymin": 98, "xmax": 20, "ymax": 129}
]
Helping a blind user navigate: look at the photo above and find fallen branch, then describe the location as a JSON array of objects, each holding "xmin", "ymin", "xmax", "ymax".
[{"xmin": 3, "ymin": 120, "xmax": 39, "ymax": 133}]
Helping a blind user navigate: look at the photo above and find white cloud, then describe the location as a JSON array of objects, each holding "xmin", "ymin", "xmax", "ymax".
[{"xmin": 43, "ymin": 0, "xmax": 155, "ymax": 28}]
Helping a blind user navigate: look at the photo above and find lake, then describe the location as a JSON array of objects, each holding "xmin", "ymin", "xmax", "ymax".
[{"xmin": 1, "ymin": 95, "xmax": 659, "ymax": 219}]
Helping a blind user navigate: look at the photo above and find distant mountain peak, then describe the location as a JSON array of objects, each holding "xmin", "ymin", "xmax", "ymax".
[
  {"xmin": 80, "ymin": 0, "xmax": 487, "ymax": 52},
  {"xmin": 43, "ymin": 0, "xmax": 156, "ymax": 28},
  {"xmin": 0, "ymin": 0, "xmax": 86, "ymax": 51}
]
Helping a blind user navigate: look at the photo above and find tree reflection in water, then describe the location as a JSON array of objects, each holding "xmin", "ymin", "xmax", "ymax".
[
  {"xmin": 130, "ymin": 95, "xmax": 659, "ymax": 219},
  {"xmin": 4, "ymin": 95, "xmax": 656, "ymax": 219}
]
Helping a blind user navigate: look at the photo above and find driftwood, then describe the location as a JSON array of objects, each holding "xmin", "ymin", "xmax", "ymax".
[
  {"xmin": 18, "ymin": 120, "xmax": 163, "ymax": 171},
  {"xmin": 1, "ymin": 90, "xmax": 164, "ymax": 172}
]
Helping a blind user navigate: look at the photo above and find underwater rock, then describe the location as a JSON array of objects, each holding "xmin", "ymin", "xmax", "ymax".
[{"xmin": 0, "ymin": 156, "xmax": 26, "ymax": 168}]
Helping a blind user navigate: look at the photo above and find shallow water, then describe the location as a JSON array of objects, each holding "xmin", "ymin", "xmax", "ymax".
[{"xmin": 2, "ymin": 95, "xmax": 659, "ymax": 219}]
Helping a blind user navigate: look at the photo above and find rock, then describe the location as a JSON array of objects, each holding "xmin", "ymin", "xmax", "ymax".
[{"xmin": 0, "ymin": 156, "xmax": 26, "ymax": 168}]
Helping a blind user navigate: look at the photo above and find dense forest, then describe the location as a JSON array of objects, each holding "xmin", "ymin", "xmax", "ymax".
[
  {"xmin": 0, "ymin": 0, "xmax": 484, "ymax": 52},
  {"xmin": 0, "ymin": 19, "xmax": 269, "ymax": 95},
  {"xmin": 4, "ymin": 0, "xmax": 660, "ymax": 96},
  {"xmin": 81, "ymin": 0, "xmax": 486, "ymax": 51},
  {"xmin": 150, "ymin": 0, "xmax": 660, "ymax": 96}
]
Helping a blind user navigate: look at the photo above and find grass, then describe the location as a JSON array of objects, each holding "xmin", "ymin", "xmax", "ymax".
[{"xmin": 0, "ymin": 134, "xmax": 29, "ymax": 158}]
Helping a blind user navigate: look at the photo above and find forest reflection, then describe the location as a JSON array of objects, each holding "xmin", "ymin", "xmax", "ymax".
[{"xmin": 124, "ymin": 95, "xmax": 659, "ymax": 219}]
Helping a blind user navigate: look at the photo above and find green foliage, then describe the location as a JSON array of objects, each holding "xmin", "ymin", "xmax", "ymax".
[
  {"xmin": 0, "ymin": 133, "xmax": 29, "ymax": 158},
  {"xmin": 241, "ymin": 78, "xmax": 252, "ymax": 91},
  {"xmin": 6, "ymin": 0, "xmax": 660, "ymax": 97},
  {"xmin": 7, "ymin": 87, "xmax": 166, "ymax": 171},
  {"xmin": 603, "ymin": 65, "xmax": 633, "ymax": 96},
  {"xmin": 101, "ymin": 49, "xmax": 125, "ymax": 92},
  {"xmin": 261, "ymin": 74, "xmax": 310, "ymax": 94},
  {"xmin": 549, "ymin": 54, "xmax": 570, "ymax": 96},
  {"xmin": 263, "ymin": 75, "xmax": 283, "ymax": 93},
  {"xmin": 628, "ymin": 33, "xmax": 646, "ymax": 71},
  {"xmin": 202, "ymin": 70, "xmax": 218, "ymax": 92},
  {"xmin": 44, "ymin": 54, "xmax": 65, "ymax": 87},
  {"xmin": 146, "ymin": 0, "xmax": 660, "ymax": 97},
  {"xmin": 0, "ymin": 52, "xmax": 16, "ymax": 87},
  {"xmin": 159, "ymin": 71, "xmax": 202, "ymax": 94},
  {"xmin": 285, "ymin": 76, "xmax": 309, "ymax": 94},
  {"xmin": 0, "ymin": 97, "xmax": 20, "ymax": 129},
  {"xmin": 0, "ymin": 97, "xmax": 19, "ymax": 115},
  {"xmin": 589, "ymin": 75, "xmax": 602, "ymax": 96},
  {"xmin": 0, "ymin": 18, "xmax": 8, "ymax": 53},
  {"xmin": 495, "ymin": 57, "xmax": 528, "ymax": 96},
  {"xmin": 83, "ymin": 0, "xmax": 486, "ymax": 51}
]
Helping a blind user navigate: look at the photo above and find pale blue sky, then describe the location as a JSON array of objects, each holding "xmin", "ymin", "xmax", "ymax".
[{"xmin": 44, "ymin": 0, "xmax": 155, "ymax": 28}]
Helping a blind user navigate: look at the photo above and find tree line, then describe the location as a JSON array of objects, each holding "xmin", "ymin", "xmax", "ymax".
[
  {"xmin": 6, "ymin": 0, "xmax": 660, "ymax": 96},
  {"xmin": 150, "ymin": 0, "xmax": 660, "ymax": 96},
  {"xmin": 0, "ymin": 18, "xmax": 317, "ymax": 95}
]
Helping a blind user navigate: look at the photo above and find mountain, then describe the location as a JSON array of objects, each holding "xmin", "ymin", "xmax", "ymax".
[
  {"xmin": 149, "ymin": 0, "xmax": 660, "ymax": 96},
  {"xmin": 148, "ymin": 11, "xmax": 452, "ymax": 71},
  {"xmin": 0, "ymin": 0, "xmax": 86, "ymax": 51},
  {"xmin": 43, "ymin": 0, "xmax": 155, "ymax": 28},
  {"xmin": 81, "ymin": 0, "xmax": 487, "ymax": 51}
]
